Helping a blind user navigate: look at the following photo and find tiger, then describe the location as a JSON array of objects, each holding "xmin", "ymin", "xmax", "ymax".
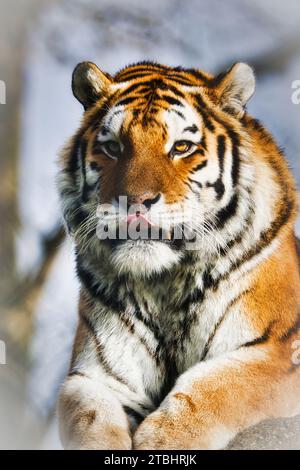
[{"xmin": 57, "ymin": 60, "xmax": 300, "ymax": 450}]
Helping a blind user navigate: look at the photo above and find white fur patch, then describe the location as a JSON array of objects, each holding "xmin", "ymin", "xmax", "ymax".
[{"xmin": 163, "ymin": 102, "xmax": 203, "ymax": 154}]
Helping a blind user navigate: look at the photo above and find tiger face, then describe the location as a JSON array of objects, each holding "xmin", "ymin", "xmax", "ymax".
[{"xmin": 59, "ymin": 61, "xmax": 255, "ymax": 276}]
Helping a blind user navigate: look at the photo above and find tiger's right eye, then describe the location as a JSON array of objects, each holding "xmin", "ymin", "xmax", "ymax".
[
  {"xmin": 93, "ymin": 140, "xmax": 121, "ymax": 160},
  {"xmin": 102, "ymin": 140, "xmax": 121, "ymax": 160}
]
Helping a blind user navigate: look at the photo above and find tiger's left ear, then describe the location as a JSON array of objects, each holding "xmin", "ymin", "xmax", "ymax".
[
  {"xmin": 215, "ymin": 62, "xmax": 255, "ymax": 118},
  {"xmin": 72, "ymin": 61, "xmax": 112, "ymax": 109}
]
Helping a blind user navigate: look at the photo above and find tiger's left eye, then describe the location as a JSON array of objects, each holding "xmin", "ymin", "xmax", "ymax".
[{"xmin": 171, "ymin": 140, "xmax": 194, "ymax": 156}]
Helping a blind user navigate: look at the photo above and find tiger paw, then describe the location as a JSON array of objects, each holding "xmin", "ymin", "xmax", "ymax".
[{"xmin": 133, "ymin": 408, "xmax": 200, "ymax": 450}]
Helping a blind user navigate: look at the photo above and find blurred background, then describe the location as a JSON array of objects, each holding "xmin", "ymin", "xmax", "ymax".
[{"xmin": 0, "ymin": 0, "xmax": 300, "ymax": 450}]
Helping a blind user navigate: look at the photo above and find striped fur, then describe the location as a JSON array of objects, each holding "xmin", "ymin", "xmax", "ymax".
[{"xmin": 57, "ymin": 61, "xmax": 300, "ymax": 450}]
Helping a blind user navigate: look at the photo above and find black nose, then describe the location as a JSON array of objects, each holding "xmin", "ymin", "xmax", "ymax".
[{"xmin": 127, "ymin": 192, "xmax": 161, "ymax": 210}]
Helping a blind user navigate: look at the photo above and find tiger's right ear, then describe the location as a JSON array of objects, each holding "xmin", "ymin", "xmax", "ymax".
[{"xmin": 72, "ymin": 62, "xmax": 112, "ymax": 109}]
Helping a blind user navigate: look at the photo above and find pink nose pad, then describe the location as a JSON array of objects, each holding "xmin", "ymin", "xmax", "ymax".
[{"xmin": 126, "ymin": 213, "xmax": 154, "ymax": 226}]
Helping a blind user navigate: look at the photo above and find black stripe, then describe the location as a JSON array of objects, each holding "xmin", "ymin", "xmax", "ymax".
[
  {"xmin": 194, "ymin": 94, "xmax": 243, "ymax": 139},
  {"xmin": 157, "ymin": 356, "xmax": 178, "ymax": 405},
  {"xmin": 194, "ymin": 95, "xmax": 215, "ymax": 132},
  {"xmin": 241, "ymin": 321, "xmax": 275, "ymax": 348},
  {"xmin": 171, "ymin": 109, "xmax": 185, "ymax": 119},
  {"xmin": 200, "ymin": 290, "xmax": 250, "ymax": 361},
  {"xmin": 89, "ymin": 161, "xmax": 102, "ymax": 171},
  {"xmin": 138, "ymin": 86, "xmax": 155, "ymax": 94},
  {"xmin": 76, "ymin": 257, "xmax": 125, "ymax": 312},
  {"xmin": 123, "ymin": 406, "xmax": 144, "ymax": 425},
  {"xmin": 80, "ymin": 139, "xmax": 89, "ymax": 202},
  {"xmin": 280, "ymin": 314, "xmax": 300, "ymax": 342},
  {"xmin": 71, "ymin": 207, "xmax": 89, "ymax": 229},
  {"xmin": 131, "ymin": 79, "xmax": 167, "ymax": 91},
  {"xmin": 68, "ymin": 370, "xmax": 87, "ymax": 378},
  {"xmin": 181, "ymin": 149, "xmax": 205, "ymax": 163},
  {"xmin": 179, "ymin": 286, "xmax": 204, "ymax": 311},
  {"xmin": 67, "ymin": 99, "xmax": 111, "ymax": 180},
  {"xmin": 191, "ymin": 161, "xmax": 207, "ymax": 172},
  {"xmin": 77, "ymin": 257, "xmax": 162, "ymax": 363},
  {"xmin": 80, "ymin": 311, "xmax": 134, "ymax": 390},
  {"xmin": 117, "ymin": 82, "xmax": 145, "ymax": 97},
  {"xmin": 227, "ymin": 129, "xmax": 240, "ymax": 186},
  {"xmin": 115, "ymin": 71, "xmax": 156, "ymax": 82},
  {"xmin": 127, "ymin": 79, "xmax": 185, "ymax": 97},
  {"xmin": 68, "ymin": 135, "xmax": 81, "ymax": 176},
  {"xmin": 206, "ymin": 134, "xmax": 226, "ymax": 201},
  {"xmin": 186, "ymin": 181, "xmax": 201, "ymax": 196},
  {"xmin": 99, "ymin": 125, "xmax": 109, "ymax": 136},
  {"xmin": 163, "ymin": 83, "xmax": 185, "ymax": 98},
  {"xmin": 117, "ymin": 96, "xmax": 140, "ymax": 106},
  {"xmin": 188, "ymin": 178, "xmax": 202, "ymax": 190},
  {"xmin": 165, "ymin": 76, "xmax": 196, "ymax": 86},
  {"xmin": 218, "ymin": 203, "xmax": 254, "ymax": 256},
  {"xmin": 184, "ymin": 125, "xmax": 198, "ymax": 134},
  {"xmin": 92, "ymin": 140, "xmax": 104, "ymax": 154},
  {"xmin": 161, "ymin": 95, "xmax": 183, "ymax": 107},
  {"xmin": 233, "ymin": 199, "xmax": 294, "ymax": 272},
  {"xmin": 212, "ymin": 197, "xmax": 294, "ymax": 294},
  {"xmin": 184, "ymin": 68, "xmax": 212, "ymax": 86},
  {"xmin": 128, "ymin": 291, "xmax": 163, "ymax": 347},
  {"xmin": 117, "ymin": 62, "xmax": 169, "ymax": 74},
  {"xmin": 215, "ymin": 193, "xmax": 238, "ymax": 229},
  {"xmin": 207, "ymin": 178, "xmax": 225, "ymax": 200},
  {"xmin": 217, "ymin": 135, "xmax": 226, "ymax": 175},
  {"xmin": 118, "ymin": 311, "xmax": 159, "ymax": 365}
]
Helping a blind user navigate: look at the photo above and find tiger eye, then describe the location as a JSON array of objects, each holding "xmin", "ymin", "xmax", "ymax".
[
  {"xmin": 104, "ymin": 140, "xmax": 121, "ymax": 157},
  {"xmin": 173, "ymin": 141, "xmax": 192, "ymax": 154}
]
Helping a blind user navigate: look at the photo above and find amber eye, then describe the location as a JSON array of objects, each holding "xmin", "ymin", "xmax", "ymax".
[
  {"xmin": 102, "ymin": 140, "xmax": 121, "ymax": 159},
  {"xmin": 171, "ymin": 140, "xmax": 194, "ymax": 157}
]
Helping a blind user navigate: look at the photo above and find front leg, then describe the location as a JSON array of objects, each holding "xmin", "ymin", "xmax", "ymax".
[
  {"xmin": 58, "ymin": 372, "xmax": 132, "ymax": 450},
  {"xmin": 134, "ymin": 346, "xmax": 299, "ymax": 450}
]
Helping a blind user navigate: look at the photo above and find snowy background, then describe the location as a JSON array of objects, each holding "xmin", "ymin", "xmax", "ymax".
[{"xmin": 0, "ymin": 0, "xmax": 300, "ymax": 449}]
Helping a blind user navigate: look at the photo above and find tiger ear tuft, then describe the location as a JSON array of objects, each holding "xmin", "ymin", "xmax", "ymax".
[
  {"xmin": 215, "ymin": 62, "xmax": 255, "ymax": 118},
  {"xmin": 72, "ymin": 62, "xmax": 112, "ymax": 109}
]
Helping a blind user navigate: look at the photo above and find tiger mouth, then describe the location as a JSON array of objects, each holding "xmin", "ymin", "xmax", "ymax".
[{"xmin": 101, "ymin": 225, "xmax": 195, "ymax": 250}]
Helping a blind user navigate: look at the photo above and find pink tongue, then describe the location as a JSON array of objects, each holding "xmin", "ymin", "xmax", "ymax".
[{"xmin": 126, "ymin": 213, "xmax": 154, "ymax": 226}]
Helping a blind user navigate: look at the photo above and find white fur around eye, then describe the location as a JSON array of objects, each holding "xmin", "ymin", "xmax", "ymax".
[
  {"xmin": 163, "ymin": 102, "xmax": 202, "ymax": 154},
  {"xmin": 98, "ymin": 105, "xmax": 126, "ymax": 142}
]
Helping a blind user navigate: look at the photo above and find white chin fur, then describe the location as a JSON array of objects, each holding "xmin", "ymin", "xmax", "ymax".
[{"xmin": 109, "ymin": 240, "xmax": 182, "ymax": 277}]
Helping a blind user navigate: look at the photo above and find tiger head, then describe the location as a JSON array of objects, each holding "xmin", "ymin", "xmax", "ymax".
[{"xmin": 59, "ymin": 61, "xmax": 256, "ymax": 276}]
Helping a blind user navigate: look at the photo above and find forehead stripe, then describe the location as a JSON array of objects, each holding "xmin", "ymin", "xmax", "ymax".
[
  {"xmin": 170, "ymin": 109, "xmax": 185, "ymax": 119},
  {"xmin": 183, "ymin": 125, "xmax": 198, "ymax": 133},
  {"xmin": 194, "ymin": 96, "xmax": 215, "ymax": 132},
  {"xmin": 115, "ymin": 71, "xmax": 157, "ymax": 82},
  {"xmin": 117, "ymin": 82, "xmax": 146, "ymax": 97},
  {"xmin": 162, "ymin": 95, "xmax": 183, "ymax": 107},
  {"xmin": 164, "ymin": 76, "xmax": 195, "ymax": 86},
  {"xmin": 117, "ymin": 96, "xmax": 139, "ymax": 107}
]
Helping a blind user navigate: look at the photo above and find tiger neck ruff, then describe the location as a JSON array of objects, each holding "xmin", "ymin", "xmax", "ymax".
[{"xmin": 58, "ymin": 61, "xmax": 300, "ymax": 450}]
